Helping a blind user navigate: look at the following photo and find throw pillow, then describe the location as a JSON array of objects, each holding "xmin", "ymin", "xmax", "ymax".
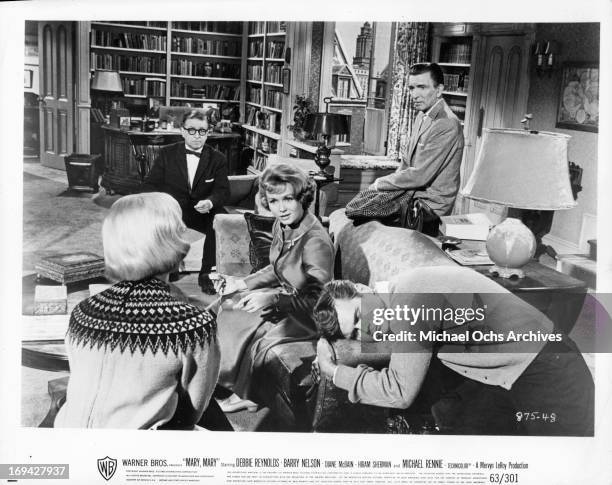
[{"xmin": 244, "ymin": 212, "xmax": 275, "ymax": 273}]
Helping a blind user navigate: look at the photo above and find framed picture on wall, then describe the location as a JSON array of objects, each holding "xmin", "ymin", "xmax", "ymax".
[{"xmin": 556, "ymin": 62, "xmax": 599, "ymax": 133}]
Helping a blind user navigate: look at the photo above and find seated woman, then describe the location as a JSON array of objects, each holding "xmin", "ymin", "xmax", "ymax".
[
  {"xmin": 214, "ymin": 163, "xmax": 335, "ymax": 412},
  {"xmin": 55, "ymin": 192, "xmax": 220, "ymax": 429}
]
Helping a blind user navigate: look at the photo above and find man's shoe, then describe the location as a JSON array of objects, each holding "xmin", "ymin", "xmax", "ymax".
[{"xmin": 198, "ymin": 273, "xmax": 216, "ymax": 295}]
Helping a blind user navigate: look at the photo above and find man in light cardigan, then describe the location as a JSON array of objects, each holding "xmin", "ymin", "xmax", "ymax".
[
  {"xmin": 345, "ymin": 63, "xmax": 464, "ymax": 233},
  {"xmin": 314, "ymin": 266, "xmax": 594, "ymax": 436}
]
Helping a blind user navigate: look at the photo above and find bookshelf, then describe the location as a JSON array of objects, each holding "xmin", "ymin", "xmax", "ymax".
[
  {"xmin": 169, "ymin": 21, "xmax": 242, "ymax": 106},
  {"xmin": 89, "ymin": 21, "xmax": 244, "ymax": 106},
  {"xmin": 89, "ymin": 21, "xmax": 293, "ymax": 174},
  {"xmin": 429, "ymin": 24, "xmax": 475, "ymax": 128},
  {"xmin": 242, "ymin": 21, "xmax": 288, "ymax": 171}
]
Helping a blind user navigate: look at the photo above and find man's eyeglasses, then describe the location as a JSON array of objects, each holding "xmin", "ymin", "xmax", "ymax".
[{"xmin": 183, "ymin": 127, "xmax": 211, "ymax": 136}]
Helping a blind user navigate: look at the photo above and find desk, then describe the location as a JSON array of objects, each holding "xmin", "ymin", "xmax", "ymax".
[{"xmin": 100, "ymin": 127, "xmax": 242, "ymax": 194}]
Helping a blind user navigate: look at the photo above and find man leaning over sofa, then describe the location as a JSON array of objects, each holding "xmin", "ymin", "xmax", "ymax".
[{"xmin": 314, "ymin": 266, "xmax": 594, "ymax": 436}]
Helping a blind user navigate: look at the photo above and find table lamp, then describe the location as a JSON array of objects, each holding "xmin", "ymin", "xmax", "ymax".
[
  {"xmin": 91, "ymin": 69, "xmax": 124, "ymax": 118},
  {"xmin": 303, "ymin": 97, "xmax": 349, "ymax": 178},
  {"xmin": 461, "ymin": 128, "xmax": 576, "ymax": 278}
]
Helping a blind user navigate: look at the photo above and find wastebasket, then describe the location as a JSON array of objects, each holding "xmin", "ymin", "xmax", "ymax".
[{"xmin": 64, "ymin": 153, "xmax": 103, "ymax": 192}]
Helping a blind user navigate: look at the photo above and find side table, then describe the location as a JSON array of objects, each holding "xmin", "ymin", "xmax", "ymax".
[{"xmin": 471, "ymin": 260, "xmax": 587, "ymax": 334}]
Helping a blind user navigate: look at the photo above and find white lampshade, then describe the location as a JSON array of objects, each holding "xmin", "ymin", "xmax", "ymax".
[
  {"xmin": 91, "ymin": 70, "xmax": 123, "ymax": 93},
  {"xmin": 461, "ymin": 128, "xmax": 576, "ymax": 210}
]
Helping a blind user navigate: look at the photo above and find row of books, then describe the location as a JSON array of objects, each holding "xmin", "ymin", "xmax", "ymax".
[
  {"xmin": 171, "ymin": 21, "xmax": 242, "ymax": 34},
  {"xmin": 170, "ymin": 59, "xmax": 241, "ymax": 78},
  {"xmin": 255, "ymin": 138, "xmax": 278, "ymax": 154},
  {"xmin": 248, "ymin": 40, "xmax": 264, "ymax": 57},
  {"xmin": 448, "ymin": 104, "xmax": 466, "ymax": 116},
  {"xmin": 90, "ymin": 53, "xmax": 167, "ymax": 73},
  {"xmin": 104, "ymin": 21, "xmax": 166, "ymax": 29},
  {"xmin": 253, "ymin": 153, "xmax": 269, "ymax": 172},
  {"xmin": 267, "ymin": 41, "xmax": 285, "ymax": 59},
  {"xmin": 440, "ymin": 43, "xmax": 472, "ymax": 64},
  {"xmin": 170, "ymin": 81, "xmax": 239, "ymax": 100},
  {"xmin": 245, "ymin": 106, "xmax": 280, "ymax": 133},
  {"xmin": 247, "ymin": 64, "xmax": 263, "ymax": 81},
  {"xmin": 249, "ymin": 22, "xmax": 266, "ymax": 35},
  {"xmin": 265, "ymin": 88, "xmax": 283, "ymax": 110},
  {"xmin": 249, "ymin": 21, "xmax": 287, "ymax": 35},
  {"xmin": 91, "ymin": 29, "xmax": 167, "ymax": 51},
  {"xmin": 442, "ymin": 73, "xmax": 469, "ymax": 93},
  {"xmin": 244, "ymin": 130, "xmax": 256, "ymax": 148},
  {"xmin": 247, "ymin": 86, "xmax": 262, "ymax": 104},
  {"xmin": 122, "ymin": 78, "xmax": 166, "ymax": 96},
  {"xmin": 265, "ymin": 64, "xmax": 283, "ymax": 84},
  {"xmin": 266, "ymin": 21, "xmax": 287, "ymax": 34},
  {"xmin": 171, "ymin": 37, "xmax": 241, "ymax": 57}
]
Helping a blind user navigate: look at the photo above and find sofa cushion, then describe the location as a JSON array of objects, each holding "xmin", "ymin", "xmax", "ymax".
[
  {"xmin": 213, "ymin": 214, "xmax": 252, "ymax": 277},
  {"xmin": 244, "ymin": 212, "xmax": 275, "ymax": 273}
]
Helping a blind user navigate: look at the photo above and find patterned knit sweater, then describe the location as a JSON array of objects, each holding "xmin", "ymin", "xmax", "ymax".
[{"xmin": 55, "ymin": 277, "xmax": 220, "ymax": 429}]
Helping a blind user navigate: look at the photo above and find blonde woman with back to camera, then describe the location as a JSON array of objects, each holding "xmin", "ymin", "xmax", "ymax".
[{"xmin": 55, "ymin": 192, "xmax": 220, "ymax": 429}]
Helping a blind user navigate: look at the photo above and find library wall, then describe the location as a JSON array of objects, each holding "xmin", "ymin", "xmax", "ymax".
[{"xmin": 526, "ymin": 23, "xmax": 599, "ymax": 250}]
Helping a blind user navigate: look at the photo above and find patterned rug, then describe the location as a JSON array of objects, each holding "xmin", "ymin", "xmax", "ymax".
[{"xmin": 22, "ymin": 170, "xmax": 107, "ymax": 274}]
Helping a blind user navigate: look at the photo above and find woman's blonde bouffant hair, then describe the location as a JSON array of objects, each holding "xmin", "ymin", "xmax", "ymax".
[
  {"xmin": 258, "ymin": 163, "xmax": 316, "ymax": 211},
  {"xmin": 103, "ymin": 192, "xmax": 189, "ymax": 281}
]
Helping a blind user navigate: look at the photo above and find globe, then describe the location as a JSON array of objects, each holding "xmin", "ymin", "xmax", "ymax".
[{"xmin": 486, "ymin": 218, "xmax": 536, "ymax": 278}]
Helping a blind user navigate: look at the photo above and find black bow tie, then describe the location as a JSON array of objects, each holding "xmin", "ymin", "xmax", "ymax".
[{"xmin": 185, "ymin": 149, "xmax": 201, "ymax": 157}]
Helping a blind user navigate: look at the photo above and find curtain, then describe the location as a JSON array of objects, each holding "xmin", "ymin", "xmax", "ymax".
[{"xmin": 386, "ymin": 23, "xmax": 429, "ymax": 160}]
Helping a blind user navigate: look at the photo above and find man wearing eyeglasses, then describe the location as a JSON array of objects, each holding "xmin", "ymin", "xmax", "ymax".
[{"xmin": 142, "ymin": 109, "xmax": 230, "ymax": 294}]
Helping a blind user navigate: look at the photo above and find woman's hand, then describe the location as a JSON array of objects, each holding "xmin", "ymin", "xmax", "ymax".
[
  {"xmin": 212, "ymin": 274, "xmax": 247, "ymax": 296},
  {"xmin": 235, "ymin": 290, "xmax": 278, "ymax": 313}
]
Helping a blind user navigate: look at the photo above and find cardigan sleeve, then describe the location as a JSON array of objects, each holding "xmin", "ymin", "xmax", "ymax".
[
  {"xmin": 174, "ymin": 335, "xmax": 220, "ymax": 428},
  {"xmin": 333, "ymin": 351, "xmax": 432, "ymax": 409}
]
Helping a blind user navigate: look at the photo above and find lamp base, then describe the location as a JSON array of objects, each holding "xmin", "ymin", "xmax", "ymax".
[{"xmin": 488, "ymin": 265, "xmax": 525, "ymax": 279}]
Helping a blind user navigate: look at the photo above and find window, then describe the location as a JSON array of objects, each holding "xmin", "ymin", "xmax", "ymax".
[
  {"xmin": 337, "ymin": 78, "xmax": 350, "ymax": 99},
  {"xmin": 325, "ymin": 21, "xmax": 394, "ymax": 155},
  {"xmin": 338, "ymin": 115, "xmax": 351, "ymax": 144}
]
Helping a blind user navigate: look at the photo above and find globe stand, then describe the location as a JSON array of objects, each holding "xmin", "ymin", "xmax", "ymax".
[{"xmin": 488, "ymin": 265, "xmax": 525, "ymax": 279}]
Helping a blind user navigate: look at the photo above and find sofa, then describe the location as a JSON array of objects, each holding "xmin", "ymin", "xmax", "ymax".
[{"xmin": 213, "ymin": 207, "xmax": 455, "ymax": 431}]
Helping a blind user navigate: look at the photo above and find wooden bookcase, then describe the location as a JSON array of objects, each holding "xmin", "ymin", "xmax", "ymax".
[
  {"xmin": 90, "ymin": 21, "xmax": 169, "ymax": 101},
  {"xmin": 89, "ymin": 21, "xmax": 243, "ymax": 108},
  {"xmin": 429, "ymin": 23, "xmax": 476, "ymax": 131},
  {"xmin": 89, "ymin": 20, "xmax": 293, "ymax": 173},
  {"xmin": 242, "ymin": 21, "xmax": 288, "ymax": 171}
]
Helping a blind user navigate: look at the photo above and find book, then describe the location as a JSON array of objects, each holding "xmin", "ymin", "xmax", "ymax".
[
  {"xmin": 34, "ymin": 285, "xmax": 68, "ymax": 315},
  {"xmin": 446, "ymin": 248, "xmax": 494, "ymax": 266},
  {"xmin": 35, "ymin": 252, "xmax": 105, "ymax": 284},
  {"xmin": 440, "ymin": 212, "xmax": 493, "ymax": 241}
]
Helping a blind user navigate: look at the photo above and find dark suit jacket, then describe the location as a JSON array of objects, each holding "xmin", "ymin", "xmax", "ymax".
[{"xmin": 140, "ymin": 142, "xmax": 230, "ymax": 215}]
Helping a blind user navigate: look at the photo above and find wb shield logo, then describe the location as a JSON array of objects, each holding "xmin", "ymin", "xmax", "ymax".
[{"xmin": 97, "ymin": 456, "xmax": 117, "ymax": 481}]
